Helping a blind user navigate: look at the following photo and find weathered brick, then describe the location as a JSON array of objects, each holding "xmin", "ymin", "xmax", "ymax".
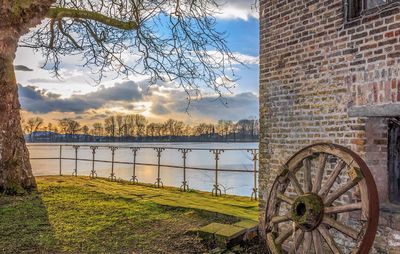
[{"xmin": 260, "ymin": 0, "xmax": 400, "ymax": 252}]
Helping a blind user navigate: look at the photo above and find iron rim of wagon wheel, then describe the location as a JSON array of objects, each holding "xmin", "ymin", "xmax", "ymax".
[{"xmin": 265, "ymin": 143, "xmax": 379, "ymax": 254}]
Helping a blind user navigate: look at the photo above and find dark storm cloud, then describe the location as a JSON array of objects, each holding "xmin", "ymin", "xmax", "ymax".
[
  {"xmin": 152, "ymin": 91, "xmax": 259, "ymax": 121},
  {"xmin": 19, "ymin": 81, "xmax": 143, "ymax": 113},
  {"xmin": 151, "ymin": 103, "xmax": 170, "ymax": 115}
]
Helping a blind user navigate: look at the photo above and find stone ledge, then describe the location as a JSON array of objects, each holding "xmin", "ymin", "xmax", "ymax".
[
  {"xmin": 197, "ymin": 221, "xmax": 259, "ymax": 248},
  {"xmin": 348, "ymin": 104, "xmax": 400, "ymax": 117}
]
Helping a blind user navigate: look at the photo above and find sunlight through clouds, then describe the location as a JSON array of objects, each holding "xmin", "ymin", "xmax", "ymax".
[{"xmin": 15, "ymin": 0, "xmax": 259, "ymax": 125}]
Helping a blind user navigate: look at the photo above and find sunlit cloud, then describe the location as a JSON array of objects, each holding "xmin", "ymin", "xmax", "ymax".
[
  {"xmin": 207, "ymin": 51, "xmax": 259, "ymax": 65},
  {"xmin": 15, "ymin": 1, "xmax": 259, "ymax": 125},
  {"xmin": 19, "ymin": 80, "xmax": 258, "ymax": 124},
  {"xmin": 216, "ymin": 0, "xmax": 258, "ymax": 20}
]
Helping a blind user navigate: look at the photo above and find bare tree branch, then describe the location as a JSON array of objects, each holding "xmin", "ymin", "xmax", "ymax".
[
  {"xmin": 47, "ymin": 7, "xmax": 139, "ymax": 30},
  {"xmin": 20, "ymin": 0, "xmax": 242, "ymax": 103}
]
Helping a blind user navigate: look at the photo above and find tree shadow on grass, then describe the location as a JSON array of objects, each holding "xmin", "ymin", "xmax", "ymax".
[{"xmin": 0, "ymin": 191, "xmax": 61, "ymax": 253}]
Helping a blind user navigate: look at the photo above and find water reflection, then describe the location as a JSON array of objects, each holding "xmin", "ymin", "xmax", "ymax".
[{"xmin": 28, "ymin": 142, "xmax": 258, "ymax": 197}]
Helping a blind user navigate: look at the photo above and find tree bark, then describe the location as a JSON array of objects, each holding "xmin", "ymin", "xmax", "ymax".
[
  {"xmin": 0, "ymin": 34, "xmax": 35, "ymax": 193},
  {"xmin": 0, "ymin": 0, "xmax": 53, "ymax": 193}
]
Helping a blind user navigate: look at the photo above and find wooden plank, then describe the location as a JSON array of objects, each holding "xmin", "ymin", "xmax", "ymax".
[
  {"xmin": 318, "ymin": 160, "xmax": 346, "ymax": 198},
  {"xmin": 312, "ymin": 154, "xmax": 327, "ymax": 193},
  {"xmin": 288, "ymin": 172, "xmax": 304, "ymax": 195},
  {"xmin": 318, "ymin": 225, "xmax": 343, "ymax": 254},
  {"xmin": 267, "ymin": 232, "xmax": 281, "ymax": 254},
  {"xmin": 312, "ymin": 230, "xmax": 324, "ymax": 254},
  {"xmin": 302, "ymin": 232, "xmax": 312, "ymax": 254},
  {"xmin": 310, "ymin": 145, "xmax": 354, "ymax": 165},
  {"xmin": 276, "ymin": 226, "xmax": 297, "ymax": 245},
  {"xmin": 289, "ymin": 230, "xmax": 304, "ymax": 254},
  {"xmin": 323, "ymin": 216, "xmax": 359, "ymax": 240},
  {"xmin": 277, "ymin": 193, "xmax": 294, "ymax": 205},
  {"xmin": 304, "ymin": 158, "xmax": 312, "ymax": 192},
  {"xmin": 270, "ymin": 215, "xmax": 291, "ymax": 224},
  {"xmin": 287, "ymin": 149, "xmax": 312, "ymax": 172},
  {"xmin": 324, "ymin": 202, "xmax": 362, "ymax": 214},
  {"xmin": 324, "ymin": 178, "xmax": 359, "ymax": 206},
  {"xmin": 358, "ymin": 179, "xmax": 369, "ymax": 220}
]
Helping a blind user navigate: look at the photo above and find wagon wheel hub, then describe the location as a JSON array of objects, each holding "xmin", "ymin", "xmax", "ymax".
[
  {"xmin": 291, "ymin": 193, "xmax": 324, "ymax": 232},
  {"xmin": 265, "ymin": 143, "xmax": 379, "ymax": 254}
]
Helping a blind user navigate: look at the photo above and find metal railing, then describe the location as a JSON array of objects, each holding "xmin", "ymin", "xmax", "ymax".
[{"xmin": 27, "ymin": 144, "xmax": 259, "ymax": 200}]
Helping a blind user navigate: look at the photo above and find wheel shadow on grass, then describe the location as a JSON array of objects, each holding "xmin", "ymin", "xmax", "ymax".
[{"xmin": 0, "ymin": 191, "xmax": 62, "ymax": 253}]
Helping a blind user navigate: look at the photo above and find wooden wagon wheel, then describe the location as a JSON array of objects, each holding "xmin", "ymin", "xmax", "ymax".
[{"xmin": 265, "ymin": 143, "xmax": 379, "ymax": 254}]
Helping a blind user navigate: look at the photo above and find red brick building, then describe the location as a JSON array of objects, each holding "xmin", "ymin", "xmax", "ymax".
[{"xmin": 260, "ymin": 0, "xmax": 400, "ymax": 252}]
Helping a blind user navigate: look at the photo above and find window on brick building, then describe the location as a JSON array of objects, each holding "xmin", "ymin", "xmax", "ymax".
[
  {"xmin": 389, "ymin": 118, "xmax": 400, "ymax": 204},
  {"xmin": 348, "ymin": 0, "xmax": 394, "ymax": 19}
]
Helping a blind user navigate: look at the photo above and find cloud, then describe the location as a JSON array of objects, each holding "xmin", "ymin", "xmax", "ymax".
[
  {"xmin": 151, "ymin": 103, "xmax": 171, "ymax": 115},
  {"xmin": 233, "ymin": 53, "xmax": 259, "ymax": 65},
  {"xmin": 20, "ymin": 78, "xmax": 259, "ymax": 124},
  {"xmin": 150, "ymin": 89, "xmax": 259, "ymax": 121},
  {"xmin": 216, "ymin": 0, "xmax": 258, "ymax": 20},
  {"xmin": 207, "ymin": 51, "xmax": 259, "ymax": 65},
  {"xmin": 19, "ymin": 81, "xmax": 143, "ymax": 113}
]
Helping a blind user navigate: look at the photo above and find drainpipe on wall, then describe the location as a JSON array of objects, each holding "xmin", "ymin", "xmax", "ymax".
[{"xmin": 344, "ymin": 0, "xmax": 349, "ymax": 22}]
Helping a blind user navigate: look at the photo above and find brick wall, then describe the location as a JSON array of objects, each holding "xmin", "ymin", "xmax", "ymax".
[{"xmin": 259, "ymin": 0, "xmax": 400, "ymax": 252}]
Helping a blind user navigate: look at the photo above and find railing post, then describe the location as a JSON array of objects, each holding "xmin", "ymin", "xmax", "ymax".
[
  {"xmin": 178, "ymin": 149, "xmax": 191, "ymax": 192},
  {"xmin": 154, "ymin": 148, "xmax": 165, "ymax": 188},
  {"xmin": 72, "ymin": 145, "xmax": 80, "ymax": 176},
  {"xmin": 210, "ymin": 149, "xmax": 224, "ymax": 196},
  {"xmin": 130, "ymin": 147, "xmax": 140, "ymax": 184},
  {"xmin": 248, "ymin": 149, "xmax": 258, "ymax": 201},
  {"xmin": 90, "ymin": 146, "xmax": 98, "ymax": 178},
  {"xmin": 59, "ymin": 145, "xmax": 63, "ymax": 176},
  {"xmin": 108, "ymin": 146, "xmax": 118, "ymax": 181}
]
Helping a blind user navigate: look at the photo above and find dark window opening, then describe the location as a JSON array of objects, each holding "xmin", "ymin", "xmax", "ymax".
[
  {"xmin": 389, "ymin": 118, "xmax": 400, "ymax": 204},
  {"xmin": 347, "ymin": 0, "xmax": 395, "ymax": 20},
  {"xmin": 348, "ymin": 0, "xmax": 363, "ymax": 19}
]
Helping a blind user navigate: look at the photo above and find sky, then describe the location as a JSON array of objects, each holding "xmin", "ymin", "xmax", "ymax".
[{"xmin": 15, "ymin": 1, "xmax": 259, "ymax": 126}]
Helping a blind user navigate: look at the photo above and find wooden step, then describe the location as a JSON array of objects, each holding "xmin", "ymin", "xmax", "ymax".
[{"xmin": 197, "ymin": 220, "xmax": 259, "ymax": 248}]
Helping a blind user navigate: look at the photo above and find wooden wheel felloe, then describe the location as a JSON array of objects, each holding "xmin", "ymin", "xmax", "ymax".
[{"xmin": 265, "ymin": 143, "xmax": 379, "ymax": 254}]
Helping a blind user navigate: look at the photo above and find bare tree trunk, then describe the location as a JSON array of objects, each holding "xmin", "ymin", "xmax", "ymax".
[
  {"xmin": 0, "ymin": 0, "xmax": 53, "ymax": 193},
  {"xmin": 0, "ymin": 34, "xmax": 35, "ymax": 193}
]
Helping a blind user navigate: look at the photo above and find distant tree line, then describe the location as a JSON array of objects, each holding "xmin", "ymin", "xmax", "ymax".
[{"xmin": 22, "ymin": 114, "xmax": 259, "ymax": 143}]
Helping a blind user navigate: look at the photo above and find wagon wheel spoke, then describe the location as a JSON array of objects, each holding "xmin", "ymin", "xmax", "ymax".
[
  {"xmin": 288, "ymin": 172, "xmax": 304, "ymax": 195},
  {"xmin": 318, "ymin": 224, "xmax": 343, "ymax": 254},
  {"xmin": 270, "ymin": 214, "xmax": 291, "ymax": 224},
  {"xmin": 266, "ymin": 144, "xmax": 379, "ymax": 254},
  {"xmin": 312, "ymin": 230, "xmax": 324, "ymax": 254},
  {"xmin": 302, "ymin": 232, "xmax": 312, "ymax": 254},
  {"xmin": 275, "ymin": 225, "xmax": 298, "ymax": 245},
  {"xmin": 325, "ymin": 202, "xmax": 362, "ymax": 214},
  {"xmin": 304, "ymin": 158, "xmax": 312, "ymax": 192},
  {"xmin": 277, "ymin": 193, "xmax": 294, "ymax": 204},
  {"xmin": 289, "ymin": 230, "xmax": 304, "ymax": 254},
  {"xmin": 323, "ymin": 216, "xmax": 359, "ymax": 240},
  {"xmin": 266, "ymin": 233, "xmax": 280, "ymax": 254},
  {"xmin": 318, "ymin": 160, "xmax": 347, "ymax": 198},
  {"xmin": 312, "ymin": 154, "xmax": 327, "ymax": 193},
  {"xmin": 324, "ymin": 167, "xmax": 363, "ymax": 206}
]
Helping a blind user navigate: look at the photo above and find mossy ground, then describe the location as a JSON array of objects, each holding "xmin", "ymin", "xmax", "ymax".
[{"xmin": 0, "ymin": 176, "xmax": 259, "ymax": 254}]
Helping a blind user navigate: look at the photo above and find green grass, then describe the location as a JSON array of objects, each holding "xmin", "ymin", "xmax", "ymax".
[{"xmin": 0, "ymin": 176, "xmax": 258, "ymax": 254}]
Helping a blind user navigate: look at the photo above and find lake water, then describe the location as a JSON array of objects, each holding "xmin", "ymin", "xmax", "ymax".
[{"xmin": 27, "ymin": 142, "xmax": 258, "ymax": 197}]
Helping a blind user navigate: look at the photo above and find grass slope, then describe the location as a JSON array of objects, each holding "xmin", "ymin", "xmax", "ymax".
[{"xmin": 0, "ymin": 176, "xmax": 258, "ymax": 254}]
